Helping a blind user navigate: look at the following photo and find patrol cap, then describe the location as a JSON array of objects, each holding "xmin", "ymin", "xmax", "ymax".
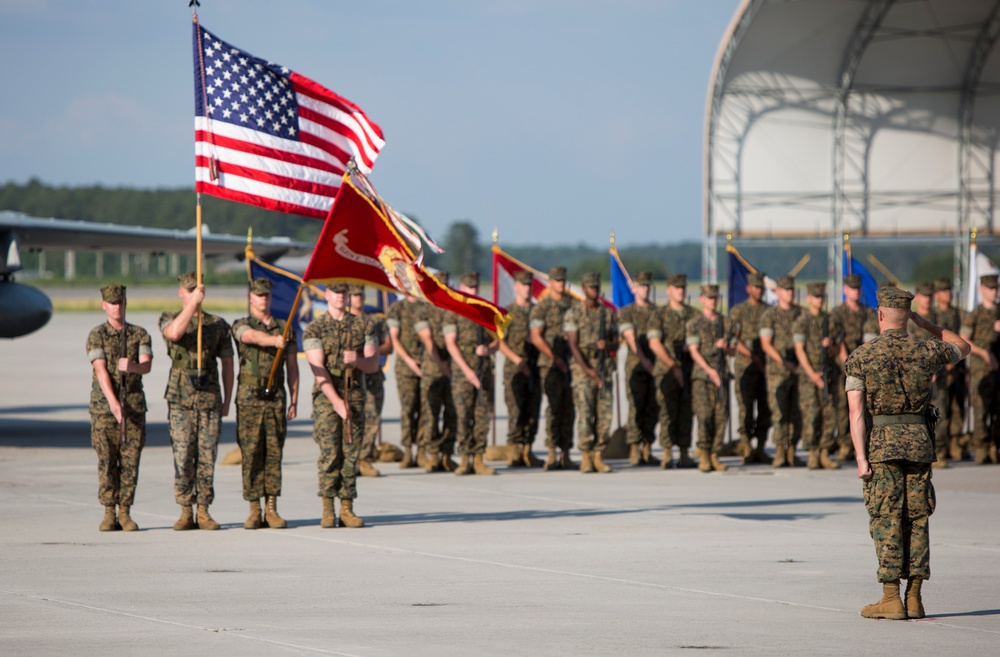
[
  {"xmin": 328, "ymin": 283, "xmax": 350, "ymax": 294},
  {"xmin": 700, "ymin": 283, "xmax": 719, "ymax": 298},
  {"xmin": 460, "ymin": 271, "xmax": 480, "ymax": 288},
  {"xmin": 914, "ymin": 282, "xmax": 934, "ymax": 296},
  {"xmin": 549, "ymin": 266, "xmax": 567, "ymax": 282},
  {"xmin": 178, "ymin": 271, "xmax": 198, "ymax": 291},
  {"xmin": 746, "ymin": 273, "xmax": 764, "ymax": 287},
  {"xmin": 634, "ymin": 271, "xmax": 653, "ymax": 286},
  {"xmin": 877, "ymin": 286, "xmax": 914, "ymax": 309},
  {"xmin": 806, "ymin": 282, "xmax": 826, "ymax": 297},
  {"xmin": 776, "ymin": 275, "xmax": 795, "ymax": 290},
  {"xmin": 667, "ymin": 273, "xmax": 687, "ymax": 288},
  {"xmin": 249, "ymin": 278, "xmax": 272, "ymax": 295},
  {"xmin": 581, "ymin": 272, "xmax": 601, "ymax": 288},
  {"xmin": 100, "ymin": 284, "xmax": 125, "ymax": 304},
  {"xmin": 514, "ymin": 270, "xmax": 533, "ymax": 285},
  {"xmin": 981, "ymin": 274, "xmax": 998, "ymax": 289},
  {"xmin": 934, "ymin": 277, "xmax": 953, "ymax": 292},
  {"xmin": 844, "ymin": 274, "xmax": 862, "ymax": 289},
  {"xmin": 348, "ymin": 285, "xmax": 365, "ymax": 296},
  {"xmin": 433, "ymin": 270, "xmax": 450, "ymax": 285}
]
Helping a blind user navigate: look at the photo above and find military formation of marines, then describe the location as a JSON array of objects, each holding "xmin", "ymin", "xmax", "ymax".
[{"xmin": 86, "ymin": 268, "xmax": 999, "ymax": 538}]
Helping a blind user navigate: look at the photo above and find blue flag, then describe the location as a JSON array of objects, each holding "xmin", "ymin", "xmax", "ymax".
[
  {"xmin": 249, "ymin": 260, "xmax": 307, "ymax": 350},
  {"xmin": 727, "ymin": 247, "xmax": 752, "ymax": 310},
  {"xmin": 843, "ymin": 251, "xmax": 879, "ymax": 308},
  {"xmin": 610, "ymin": 248, "xmax": 634, "ymax": 309}
]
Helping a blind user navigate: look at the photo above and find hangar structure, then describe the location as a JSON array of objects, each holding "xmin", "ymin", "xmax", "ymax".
[{"xmin": 704, "ymin": 0, "xmax": 1000, "ymax": 298}]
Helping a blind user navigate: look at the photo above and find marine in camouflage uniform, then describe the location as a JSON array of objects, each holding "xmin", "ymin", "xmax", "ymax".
[
  {"xmin": 303, "ymin": 283, "xmax": 379, "ymax": 529},
  {"xmin": 498, "ymin": 270, "xmax": 542, "ymax": 467},
  {"xmin": 565, "ymin": 272, "xmax": 618, "ymax": 473},
  {"xmin": 792, "ymin": 282, "xmax": 841, "ymax": 469},
  {"xmin": 729, "ymin": 272, "xmax": 771, "ymax": 464},
  {"xmin": 685, "ymin": 284, "xmax": 734, "ymax": 473},
  {"xmin": 931, "ymin": 277, "xmax": 968, "ymax": 462},
  {"xmin": 647, "ymin": 273, "xmax": 697, "ymax": 468},
  {"xmin": 86, "ymin": 284, "xmax": 152, "ymax": 532},
  {"xmin": 529, "ymin": 265, "xmax": 576, "ymax": 470},
  {"xmin": 618, "ymin": 271, "xmax": 659, "ymax": 466},
  {"xmin": 831, "ymin": 275, "xmax": 879, "ymax": 461},
  {"xmin": 444, "ymin": 272, "xmax": 498, "ymax": 475},
  {"xmin": 846, "ymin": 286, "xmax": 968, "ymax": 620},
  {"xmin": 960, "ymin": 274, "xmax": 1000, "ymax": 465},
  {"xmin": 418, "ymin": 271, "xmax": 458, "ymax": 472},
  {"xmin": 350, "ymin": 285, "xmax": 392, "ymax": 477},
  {"xmin": 232, "ymin": 277, "xmax": 299, "ymax": 529},
  {"xmin": 760, "ymin": 275, "xmax": 802, "ymax": 467},
  {"xmin": 387, "ymin": 295, "xmax": 426, "ymax": 467},
  {"xmin": 907, "ymin": 282, "xmax": 948, "ymax": 468},
  {"xmin": 160, "ymin": 272, "xmax": 234, "ymax": 531}
]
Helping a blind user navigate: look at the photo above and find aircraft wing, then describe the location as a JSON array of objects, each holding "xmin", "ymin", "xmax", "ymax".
[{"xmin": 0, "ymin": 212, "xmax": 314, "ymax": 262}]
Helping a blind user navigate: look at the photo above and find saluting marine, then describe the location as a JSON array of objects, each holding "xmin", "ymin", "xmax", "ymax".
[{"xmin": 86, "ymin": 284, "xmax": 152, "ymax": 531}]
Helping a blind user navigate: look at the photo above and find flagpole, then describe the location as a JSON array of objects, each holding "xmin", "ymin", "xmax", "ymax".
[
  {"xmin": 195, "ymin": 193, "xmax": 204, "ymax": 377},
  {"xmin": 262, "ymin": 285, "xmax": 306, "ymax": 396},
  {"xmin": 245, "ymin": 228, "xmax": 253, "ymax": 316}
]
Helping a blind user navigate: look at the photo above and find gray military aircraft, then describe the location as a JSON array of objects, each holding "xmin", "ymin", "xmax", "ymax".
[{"xmin": 0, "ymin": 211, "xmax": 314, "ymax": 338}]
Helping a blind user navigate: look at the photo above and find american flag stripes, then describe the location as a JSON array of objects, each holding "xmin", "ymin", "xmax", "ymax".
[{"xmin": 193, "ymin": 22, "xmax": 384, "ymax": 219}]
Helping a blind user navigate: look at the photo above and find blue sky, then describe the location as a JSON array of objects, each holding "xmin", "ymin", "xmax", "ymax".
[{"xmin": 0, "ymin": 0, "xmax": 741, "ymax": 247}]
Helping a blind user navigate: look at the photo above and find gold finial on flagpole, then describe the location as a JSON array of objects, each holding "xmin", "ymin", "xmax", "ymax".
[
  {"xmin": 726, "ymin": 232, "xmax": 732, "ymax": 244},
  {"xmin": 972, "ymin": 226, "xmax": 978, "ymax": 246},
  {"xmin": 245, "ymin": 227, "xmax": 254, "ymax": 260},
  {"xmin": 492, "ymin": 227, "xmax": 498, "ymax": 245}
]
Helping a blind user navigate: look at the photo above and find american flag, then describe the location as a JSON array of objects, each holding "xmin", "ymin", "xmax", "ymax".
[{"xmin": 193, "ymin": 23, "xmax": 384, "ymax": 219}]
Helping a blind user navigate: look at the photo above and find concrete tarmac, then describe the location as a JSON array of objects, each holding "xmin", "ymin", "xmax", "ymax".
[{"xmin": 2, "ymin": 306, "xmax": 999, "ymax": 656}]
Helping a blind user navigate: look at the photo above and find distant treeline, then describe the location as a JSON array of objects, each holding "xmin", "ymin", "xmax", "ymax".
[{"xmin": 2, "ymin": 179, "xmax": 988, "ymax": 285}]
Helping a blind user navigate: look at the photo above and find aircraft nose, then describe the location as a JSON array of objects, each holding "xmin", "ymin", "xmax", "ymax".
[{"xmin": 0, "ymin": 281, "xmax": 53, "ymax": 338}]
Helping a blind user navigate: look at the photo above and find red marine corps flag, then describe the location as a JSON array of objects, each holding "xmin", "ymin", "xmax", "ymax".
[{"xmin": 303, "ymin": 168, "xmax": 511, "ymax": 337}]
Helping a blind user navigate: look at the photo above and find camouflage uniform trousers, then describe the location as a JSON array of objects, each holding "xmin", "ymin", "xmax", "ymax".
[
  {"xmin": 933, "ymin": 367, "xmax": 967, "ymax": 453},
  {"xmin": 655, "ymin": 371, "xmax": 693, "ymax": 451},
  {"xmin": 396, "ymin": 373, "xmax": 421, "ymax": 449},
  {"xmin": 830, "ymin": 367, "xmax": 852, "ymax": 451},
  {"xmin": 361, "ymin": 373, "xmax": 385, "ymax": 462},
  {"xmin": 863, "ymin": 461, "xmax": 935, "ymax": 582},
  {"xmin": 168, "ymin": 405, "xmax": 222, "ymax": 506},
  {"xmin": 734, "ymin": 362, "xmax": 771, "ymax": 444},
  {"xmin": 312, "ymin": 387, "xmax": 364, "ymax": 500},
  {"xmin": 236, "ymin": 401, "xmax": 286, "ymax": 501},
  {"xmin": 420, "ymin": 373, "xmax": 457, "ymax": 457},
  {"xmin": 503, "ymin": 360, "xmax": 541, "ymax": 446},
  {"xmin": 766, "ymin": 365, "xmax": 800, "ymax": 450},
  {"xmin": 625, "ymin": 363, "xmax": 658, "ymax": 446},
  {"xmin": 572, "ymin": 368, "xmax": 613, "ymax": 452},
  {"xmin": 90, "ymin": 410, "xmax": 145, "ymax": 506},
  {"xmin": 691, "ymin": 378, "xmax": 728, "ymax": 454},
  {"xmin": 797, "ymin": 374, "xmax": 836, "ymax": 451},
  {"xmin": 969, "ymin": 371, "xmax": 998, "ymax": 450},
  {"xmin": 539, "ymin": 364, "xmax": 575, "ymax": 450},
  {"xmin": 452, "ymin": 371, "xmax": 493, "ymax": 456}
]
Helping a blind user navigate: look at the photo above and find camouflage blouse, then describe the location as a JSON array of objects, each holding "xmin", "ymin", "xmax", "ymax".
[
  {"xmin": 232, "ymin": 315, "xmax": 293, "ymax": 405},
  {"xmin": 961, "ymin": 304, "xmax": 1000, "ymax": 376},
  {"xmin": 844, "ymin": 328, "xmax": 962, "ymax": 463},
  {"xmin": 759, "ymin": 305, "xmax": 801, "ymax": 365},
  {"xmin": 618, "ymin": 302, "xmax": 655, "ymax": 368},
  {"xmin": 529, "ymin": 295, "xmax": 573, "ymax": 367},
  {"xmin": 564, "ymin": 301, "xmax": 618, "ymax": 370},
  {"xmin": 832, "ymin": 303, "xmax": 877, "ymax": 355},
  {"xmin": 646, "ymin": 304, "xmax": 696, "ymax": 377},
  {"xmin": 792, "ymin": 310, "xmax": 841, "ymax": 372},
  {"xmin": 302, "ymin": 311, "xmax": 376, "ymax": 397},
  {"xmin": 729, "ymin": 299, "xmax": 767, "ymax": 368},
  {"xmin": 420, "ymin": 304, "xmax": 452, "ymax": 378},
  {"xmin": 86, "ymin": 322, "xmax": 152, "ymax": 414},
  {"xmin": 685, "ymin": 312, "xmax": 733, "ymax": 382},
  {"xmin": 501, "ymin": 302, "xmax": 536, "ymax": 362},
  {"xmin": 159, "ymin": 311, "xmax": 233, "ymax": 409},
  {"xmin": 443, "ymin": 315, "xmax": 492, "ymax": 373},
  {"xmin": 386, "ymin": 299, "xmax": 426, "ymax": 377}
]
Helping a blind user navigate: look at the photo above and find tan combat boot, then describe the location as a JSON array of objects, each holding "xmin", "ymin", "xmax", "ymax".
[
  {"xmin": 507, "ymin": 444, "xmax": 525, "ymax": 467},
  {"xmin": 560, "ymin": 449, "xmax": 576, "ymax": 470},
  {"xmin": 244, "ymin": 499, "xmax": 263, "ymax": 530},
  {"xmin": 628, "ymin": 443, "xmax": 642, "ymax": 466},
  {"xmin": 99, "ymin": 505, "xmax": 118, "ymax": 532},
  {"xmin": 698, "ymin": 449, "xmax": 712, "ymax": 473},
  {"xmin": 265, "ymin": 495, "xmax": 287, "ymax": 528},
  {"xmin": 416, "ymin": 448, "xmax": 430, "ymax": 469},
  {"xmin": 786, "ymin": 445, "xmax": 804, "ymax": 467},
  {"xmin": 197, "ymin": 504, "xmax": 220, "ymax": 531},
  {"xmin": 455, "ymin": 454, "xmax": 474, "ymax": 475},
  {"xmin": 974, "ymin": 445, "xmax": 988, "ymax": 465},
  {"xmin": 820, "ymin": 450, "xmax": 841, "ymax": 470},
  {"xmin": 118, "ymin": 505, "xmax": 138, "ymax": 531},
  {"xmin": 660, "ymin": 444, "xmax": 675, "ymax": 469},
  {"xmin": 473, "ymin": 453, "xmax": 496, "ymax": 475},
  {"xmin": 948, "ymin": 436, "xmax": 963, "ymax": 461},
  {"xmin": 359, "ymin": 460, "xmax": 382, "ymax": 477},
  {"xmin": 836, "ymin": 444, "xmax": 852, "ymax": 464},
  {"xmin": 523, "ymin": 444, "xmax": 543, "ymax": 467},
  {"xmin": 989, "ymin": 443, "xmax": 998, "ymax": 464},
  {"xmin": 710, "ymin": 452, "xmax": 729, "ymax": 472},
  {"xmin": 905, "ymin": 578, "xmax": 925, "ymax": 619},
  {"xmin": 339, "ymin": 499, "xmax": 365, "ymax": 528},
  {"xmin": 932, "ymin": 447, "xmax": 949, "ymax": 469},
  {"xmin": 676, "ymin": 448, "xmax": 697, "ymax": 469},
  {"xmin": 423, "ymin": 452, "xmax": 443, "ymax": 473},
  {"xmin": 320, "ymin": 497, "xmax": 337, "ymax": 528},
  {"xmin": 861, "ymin": 580, "xmax": 907, "ymax": 620},
  {"xmin": 399, "ymin": 447, "xmax": 416, "ymax": 469},
  {"xmin": 593, "ymin": 450, "xmax": 613, "ymax": 473},
  {"xmin": 754, "ymin": 439, "xmax": 770, "ymax": 464},
  {"xmin": 442, "ymin": 451, "xmax": 459, "ymax": 472},
  {"xmin": 642, "ymin": 442, "xmax": 660, "ymax": 466},
  {"xmin": 807, "ymin": 449, "xmax": 820, "ymax": 470},
  {"xmin": 173, "ymin": 505, "xmax": 197, "ymax": 531},
  {"xmin": 580, "ymin": 451, "xmax": 596, "ymax": 473},
  {"xmin": 543, "ymin": 446, "xmax": 559, "ymax": 470},
  {"xmin": 772, "ymin": 444, "xmax": 787, "ymax": 467}
]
